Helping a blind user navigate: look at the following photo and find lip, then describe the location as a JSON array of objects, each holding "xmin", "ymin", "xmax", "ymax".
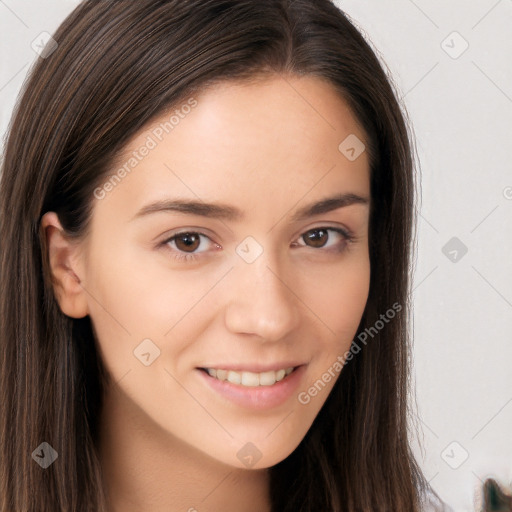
[
  {"xmin": 196, "ymin": 364, "xmax": 306, "ymax": 410},
  {"xmin": 197, "ymin": 362, "xmax": 304, "ymax": 373}
]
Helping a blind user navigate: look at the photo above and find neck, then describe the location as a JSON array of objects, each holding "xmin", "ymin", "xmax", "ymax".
[{"xmin": 97, "ymin": 381, "xmax": 271, "ymax": 512}]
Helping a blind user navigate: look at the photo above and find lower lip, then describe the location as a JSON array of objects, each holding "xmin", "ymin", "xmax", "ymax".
[{"xmin": 196, "ymin": 365, "xmax": 306, "ymax": 410}]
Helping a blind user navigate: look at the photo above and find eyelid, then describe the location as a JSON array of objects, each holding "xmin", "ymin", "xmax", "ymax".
[
  {"xmin": 161, "ymin": 230, "xmax": 219, "ymax": 251},
  {"xmin": 291, "ymin": 222, "xmax": 355, "ymax": 243},
  {"xmin": 159, "ymin": 223, "xmax": 354, "ymax": 246},
  {"xmin": 159, "ymin": 225, "xmax": 357, "ymax": 265},
  {"xmin": 291, "ymin": 226, "xmax": 355, "ymax": 249}
]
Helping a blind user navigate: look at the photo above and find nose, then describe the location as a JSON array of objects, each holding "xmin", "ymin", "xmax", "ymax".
[{"xmin": 223, "ymin": 252, "xmax": 300, "ymax": 342}]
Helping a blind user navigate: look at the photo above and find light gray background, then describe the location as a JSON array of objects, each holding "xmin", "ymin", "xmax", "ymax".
[{"xmin": 1, "ymin": 1, "xmax": 511, "ymax": 510}]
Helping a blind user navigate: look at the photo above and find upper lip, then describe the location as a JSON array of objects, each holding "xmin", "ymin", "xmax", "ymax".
[{"xmin": 198, "ymin": 362, "xmax": 305, "ymax": 373}]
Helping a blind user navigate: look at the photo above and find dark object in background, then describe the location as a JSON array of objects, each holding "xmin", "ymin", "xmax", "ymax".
[{"xmin": 482, "ymin": 478, "xmax": 512, "ymax": 511}]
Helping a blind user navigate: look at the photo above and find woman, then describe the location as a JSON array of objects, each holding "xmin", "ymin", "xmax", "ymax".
[{"xmin": 0, "ymin": 0, "xmax": 451, "ymax": 510}]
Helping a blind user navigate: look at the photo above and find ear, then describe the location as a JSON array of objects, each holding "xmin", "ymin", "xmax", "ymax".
[{"xmin": 40, "ymin": 212, "xmax": 89, "ymax": 319}]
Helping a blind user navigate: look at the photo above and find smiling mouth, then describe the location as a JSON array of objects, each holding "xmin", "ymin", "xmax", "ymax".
[{"xmin": 198, "ymin": 366, "xmax": 297, "ymax": 387}]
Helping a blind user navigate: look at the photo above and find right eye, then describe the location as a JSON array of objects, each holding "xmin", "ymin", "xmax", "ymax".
[{"xmin": 161, "ymin": 231, "xmax": 220, "ymax": 262}]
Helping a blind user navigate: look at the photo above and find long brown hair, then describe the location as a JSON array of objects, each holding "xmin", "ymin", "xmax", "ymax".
[{"xmin": 0, "ymin": 1, "xmax": 441, "ymax": 510}]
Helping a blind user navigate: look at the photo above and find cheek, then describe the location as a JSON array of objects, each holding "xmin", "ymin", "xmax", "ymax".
[
  {"xmin": 83, "ymin": 243, "xmax": 225, "ymax": 370},
  {"xmin": 295, "ymin": 257, "xmax": 370, "ymax": 414},
  {"xmin": 304, "ymin": 253, "xmax": 370, "ymax": 345},
  {"xmin": 84, "ymin": 240, "xmax": 204, "ymax": 329}
]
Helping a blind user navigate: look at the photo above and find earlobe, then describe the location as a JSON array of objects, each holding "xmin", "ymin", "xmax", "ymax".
[{"xmin": 40, "ymin": 212, "xmax": 89, "ymax": 319}]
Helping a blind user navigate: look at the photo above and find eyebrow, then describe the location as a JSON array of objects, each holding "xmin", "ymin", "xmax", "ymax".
[{"xmin": 131, "ymin": 192, "xmax": 369, "ymax": 222}]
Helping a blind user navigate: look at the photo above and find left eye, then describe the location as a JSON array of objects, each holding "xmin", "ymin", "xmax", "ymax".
[{"xmin": 294, "ymin": 227, "xmax": 350, "ymax": 249}]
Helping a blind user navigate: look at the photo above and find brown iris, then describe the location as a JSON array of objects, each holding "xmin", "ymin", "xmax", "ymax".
[
  {"xmin": 303, "ymin": 228, "xmax": 329, "ymax": 248},
  {"xmin": 174, "ymin": 232, "xmax": 201, "ymax": 252}
]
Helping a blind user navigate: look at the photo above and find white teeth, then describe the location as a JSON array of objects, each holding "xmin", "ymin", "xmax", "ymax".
[
  {"xmin": 205, "ymin": 367, "xmax": 295, "ymax": 387},
  {"xmin": 241, "ymin": 372, "xmax": 259, "ymax": 387},
  {"xmin": 227, "ymin": 370, "xmax": 241, "ymax": 384},
  {"xmin": 216, "ymin": 369, "xmax": 228, "ymax": 381},
  {"xmin": 259, "ymin": 371, "xmax": 276, "ymax": 386}
]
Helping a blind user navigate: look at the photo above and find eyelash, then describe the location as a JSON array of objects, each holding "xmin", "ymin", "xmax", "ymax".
[{"xmin": 161, "ymin": 227, "xmax": 355, "ymax": 263}]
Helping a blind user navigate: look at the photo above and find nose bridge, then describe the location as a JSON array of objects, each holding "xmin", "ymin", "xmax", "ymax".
[{"xmin": 224, "ymin": 246, "xmax": 300, "ymax": 341}]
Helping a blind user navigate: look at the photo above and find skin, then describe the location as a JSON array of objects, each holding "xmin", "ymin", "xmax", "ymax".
[{"xmin": 41, "ymin": 74, "xmax": 371, "ymax": 512}]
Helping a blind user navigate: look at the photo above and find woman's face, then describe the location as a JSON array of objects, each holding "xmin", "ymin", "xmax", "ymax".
[{"xmin": 54, "ymin": 75, "xmax": 371, "ymax": 468}]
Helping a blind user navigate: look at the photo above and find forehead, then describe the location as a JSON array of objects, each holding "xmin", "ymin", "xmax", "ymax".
[{"xmin": 96, "ymin": 74, "xmax": 370, "ymax": 220}]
